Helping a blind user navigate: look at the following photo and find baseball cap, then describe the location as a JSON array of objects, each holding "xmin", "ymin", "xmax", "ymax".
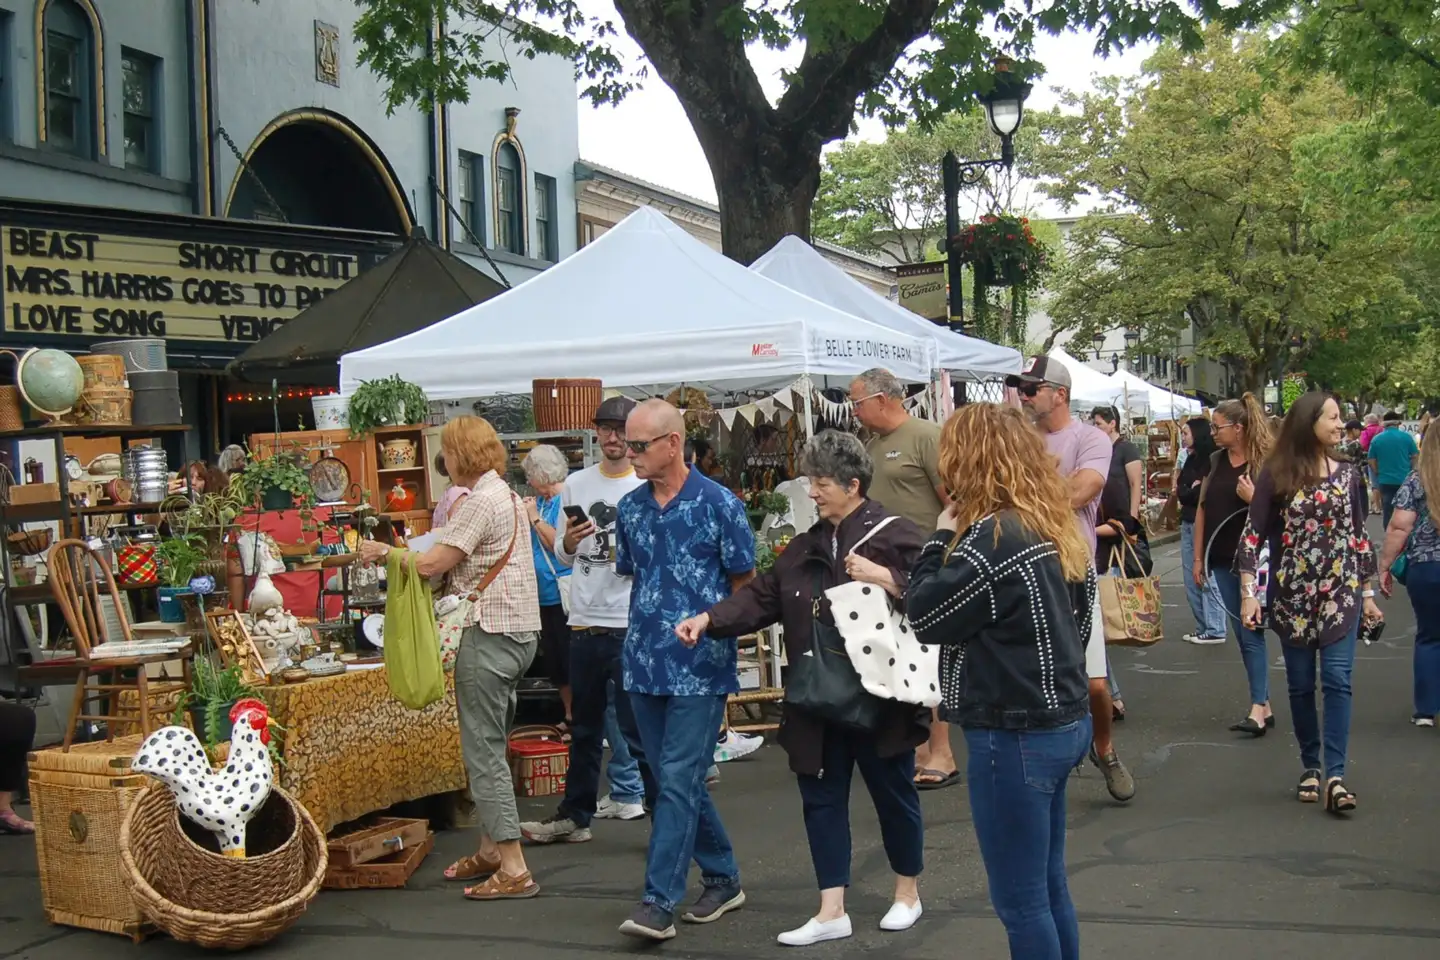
[
  {"xmin": 593, "ymin": 395, "xmax": 636, "ymax": 425},
  {"xmin": 1005, "ymin": 355, "xmax": 1072, "ymax": 391}
]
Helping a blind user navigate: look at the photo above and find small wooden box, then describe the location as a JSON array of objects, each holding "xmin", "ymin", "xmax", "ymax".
[
  {"xmin": 326, "ymin": 816, "xmax": 430, "ymax": 870},
  {"xmin": 509, "ymin": 738, "xmax": 569, "ymax": 797},
  {"xmin": 10, "ymin": 482, "xmax": 61, "ymax": 505},
  {"xmin": 28, "ymin": 736, "xmax": 154, "ymax": 942},
  {"xmin": 323, "ymin": 831, "xmax": 433, "ymax": 890}
]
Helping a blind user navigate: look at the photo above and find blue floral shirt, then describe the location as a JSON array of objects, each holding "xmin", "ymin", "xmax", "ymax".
[
  {"xmin": 1393, "ymin": 473, "xmax": 1440, "ymax": 564},
  {"xmin": 615, "ymin": 469, "xmax": 755, "ymax": 696}
]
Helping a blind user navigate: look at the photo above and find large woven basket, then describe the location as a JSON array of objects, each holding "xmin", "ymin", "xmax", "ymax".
[
  {"xmin": 119, "ymin": 783, "xmax": 327, "ymax": 950},
  {"xmin": 532, "ymin": 378, "xmax": 602, "ymax": 431}
]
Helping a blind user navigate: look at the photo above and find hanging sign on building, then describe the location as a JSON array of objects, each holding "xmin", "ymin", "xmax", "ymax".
[
  {"xmin": 895, "ymin": 261, "xmax": 947, "ymax": 323},
  {"xmin": 2, "ymin": 225, "xmax": 361, "ymax": 344}
]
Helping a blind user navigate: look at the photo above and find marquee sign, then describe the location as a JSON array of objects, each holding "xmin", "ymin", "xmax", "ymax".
[{"xmin": 2, "ymin": 225, "xmax": 360, "ymax": 344}]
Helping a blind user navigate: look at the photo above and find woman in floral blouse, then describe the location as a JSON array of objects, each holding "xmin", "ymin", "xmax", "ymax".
[{"xmin": 1238, "ymin": 393, "xmax": 1382, "ymax": 816}]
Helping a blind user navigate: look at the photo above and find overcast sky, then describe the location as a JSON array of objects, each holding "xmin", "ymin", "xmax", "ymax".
[{"xmin": 575, "ymin": 16, "xmax": 1155, "ymax": 217}]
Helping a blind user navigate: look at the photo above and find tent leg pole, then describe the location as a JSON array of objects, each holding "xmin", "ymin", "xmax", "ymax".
[{"xmin": 802, "ymin": 380, "xmax": 815, "ymax": 440}]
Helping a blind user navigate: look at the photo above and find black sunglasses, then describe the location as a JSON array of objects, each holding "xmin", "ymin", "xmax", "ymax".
[
  {"xmin": 1017, "ymin": 382, "xmax": 1054, "ymax": 397},
  {"xmin": 625, "ymin": 434, "xmax": 674, "ymax": 454}
]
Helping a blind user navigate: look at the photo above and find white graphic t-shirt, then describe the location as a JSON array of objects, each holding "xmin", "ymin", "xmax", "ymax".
[{"xmin": 554, "ymin": 463, "xmax": 645, "ymax": 629}]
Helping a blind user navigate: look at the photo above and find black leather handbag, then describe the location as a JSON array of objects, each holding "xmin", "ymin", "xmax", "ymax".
[{"xmin": 784, "ymin": 570, "xmax": 887, "ymax": 733}]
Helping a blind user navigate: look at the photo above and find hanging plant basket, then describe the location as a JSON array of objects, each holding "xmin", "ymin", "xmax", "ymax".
[{"xmin": 977, "ymin": 257, "xmax": 1026, "ymax": 288}]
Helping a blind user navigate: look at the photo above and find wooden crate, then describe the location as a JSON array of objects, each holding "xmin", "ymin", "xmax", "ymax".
[
  {"xmin": 326, "ymin": 817, "xmax": 430, "ymax": 870},
  {"xmin": 323, "ymin": 832, "xmax": 434, "ymax": 890},
  {"xmin": 27, "ymin": 736, "xmax": 154, "ymax": 942}
]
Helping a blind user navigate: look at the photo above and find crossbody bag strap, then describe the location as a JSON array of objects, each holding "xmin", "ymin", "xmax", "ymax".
[
  {"xmin": 845, "ymin": 515, "xmax": 899, "ymax": 557},
  {"xmin": 465, "ymin": 494, "xmax": 521, "ymax": 602}
]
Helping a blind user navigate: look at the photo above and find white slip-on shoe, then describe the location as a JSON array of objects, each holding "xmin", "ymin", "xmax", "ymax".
[
  {"xmin": 879, "ymin": 900, "xmax": 922, "ymax": 931},
  {"xmin": 777, "ymin": 915, "xmax": 852, "ymax": 946}
]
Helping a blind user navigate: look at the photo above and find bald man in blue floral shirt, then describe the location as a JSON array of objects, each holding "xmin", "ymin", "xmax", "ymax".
[{"xmin": 613, "ymin": 400, "xmax": 755, "ymax": 942}]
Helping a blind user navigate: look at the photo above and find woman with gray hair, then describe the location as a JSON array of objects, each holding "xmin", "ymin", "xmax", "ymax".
[
  {"xmin": 677, "ymin": 430, "xmax": 930, "ymax": 946},
  {"xmin": 522, "ymin": 444, "xmax": 575, "ymax": 730}
]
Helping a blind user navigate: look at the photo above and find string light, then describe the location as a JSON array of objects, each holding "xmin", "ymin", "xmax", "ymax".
[{"xmin": 224, "ymin": 387, "xmax": 339, "ymax": 403}]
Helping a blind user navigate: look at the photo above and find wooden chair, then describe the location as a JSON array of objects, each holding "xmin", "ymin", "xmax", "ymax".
[{"xmin": 45, "ymin": 538, "xmax": 194, "ymax": 750}]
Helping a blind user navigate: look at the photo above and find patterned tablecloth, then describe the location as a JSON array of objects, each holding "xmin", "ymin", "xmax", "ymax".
[{"xmin": 264, "ymin": 667, "xmax": 465, "ymax": 833}]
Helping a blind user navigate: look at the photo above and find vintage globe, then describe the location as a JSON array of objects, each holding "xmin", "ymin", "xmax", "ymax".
[{"xmin": 17, "ymin": 349, "xmax": 85, "ymax": 417}]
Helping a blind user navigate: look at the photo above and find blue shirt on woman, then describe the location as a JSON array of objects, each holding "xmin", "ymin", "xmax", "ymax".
[{"xmin": 530, "ymin": 494, "xmax": 571, "ymax": 607}]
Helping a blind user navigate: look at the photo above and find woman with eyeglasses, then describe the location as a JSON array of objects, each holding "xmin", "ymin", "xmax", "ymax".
[
  {"xmin": 1237, "ymin": 392, "xmax": 1380, "ymax": 814},
  {"xmin": 1194, "ymin": 394, "xmax": 1275, "ymax": 735}
]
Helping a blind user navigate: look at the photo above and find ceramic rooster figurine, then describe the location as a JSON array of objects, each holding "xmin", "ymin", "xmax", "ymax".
[{"xmin": 133, "ymin": 698, "xmax": 276, "ymax": 858}]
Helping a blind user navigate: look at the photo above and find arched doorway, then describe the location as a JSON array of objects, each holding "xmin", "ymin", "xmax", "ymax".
[{"xmin": 224, "ymin": 109, "xmax": 412, "ymax": 234}]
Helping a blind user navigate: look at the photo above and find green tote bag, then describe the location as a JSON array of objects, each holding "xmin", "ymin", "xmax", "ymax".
[{"xmin": 384, "ymin": 549, "xmax": 445, "ymax": 710}]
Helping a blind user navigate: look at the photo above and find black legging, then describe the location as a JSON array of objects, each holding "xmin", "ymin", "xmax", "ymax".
[{"xmin": 0, "ymin": 702, "xmax": 37, "ymax": 792}]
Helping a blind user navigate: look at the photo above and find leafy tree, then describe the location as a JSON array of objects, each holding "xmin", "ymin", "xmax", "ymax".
[
  {"xmin": 351, "ymin": 0, "xmax": 1261, "ymax": 264},
  {"xmin": 811, "ymin": 110, "xmax": 1039, "ymax": 262},
  {"xmin": 1033, "ymin": 29, "xmax": 1420, "ymax": 393}
]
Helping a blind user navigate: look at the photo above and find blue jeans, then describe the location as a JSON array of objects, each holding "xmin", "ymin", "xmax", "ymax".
[
  {"xmin": 629, "ymin": 692, "xmax": 740, "ymax": 912},
  {"xmin": 1408, "ymin": 561, "xmax": 1440, "ymax": 718},
  {"xmin": 558, "ymin": 631, "xmax": 656, "ymax": 827},
  {"xmin": 1180, "ymin": 522, "xmax": 1228, "ymax": 638},
  {"xmin": 605, "ymin": 680, "xmax": 644, "ymax": 804},
  {"xmin": 965, "ymin": 718, "xmax": 1092, "ymax": 960},
  {"xmin": 1380, "ymin": 484, "xmax": 1402, "ymax": 529},
  {"xmin": 1213, "ymin": 567, "xmax": 1270, "ymax": 706},
  {"xmin": 795, "ymin": 724, "xmax": 923, "ymax": 889},
  {"xmin": 1282, "ymin": 623, "xmax": 1358, "ymax": 779}
]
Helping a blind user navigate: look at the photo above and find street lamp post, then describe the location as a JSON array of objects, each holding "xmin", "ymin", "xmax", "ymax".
[{"xmin": 942, "ymin": 57, "xmax": 1033, "ymax": 335}]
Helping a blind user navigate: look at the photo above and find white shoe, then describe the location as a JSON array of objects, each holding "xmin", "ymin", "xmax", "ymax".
[
  {"xmin": 1413, "ymin": 716, "xmax": 1436, "ymax": 727},
  {"xmin": 777, "ymin": 915, "xmax": 852, "ymax": 946},
  {"xmin": 879, "ymin": 900, "xmax": 922, "ymax": 931},
  {"xmin": 715, "ymin": 730, "xmax": 763, "ymax": 763},
  {"xmin": 594, "ymin": 795, "xmax": 646, "ymax": 820},
  {"xmin": 1183, "ymin": 633, "xmax": 1226, "ymax": 645}
]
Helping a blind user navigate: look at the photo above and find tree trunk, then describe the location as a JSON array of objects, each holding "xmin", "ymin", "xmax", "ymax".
[{"xmin": 705, "ymin": 134, "xmax": 820, "ymax": 265}]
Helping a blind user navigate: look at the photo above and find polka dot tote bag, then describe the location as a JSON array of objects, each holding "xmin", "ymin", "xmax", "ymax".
[{"xmin": 824, "ymin": 517, "xmax": 942, "ymax": 708}]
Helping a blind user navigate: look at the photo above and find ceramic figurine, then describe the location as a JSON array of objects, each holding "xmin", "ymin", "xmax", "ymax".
[
  {"xmin": 247, "ymin": 572, "xmax": 283, "ymax": 616},
  {"xmin": 132, "ymin": 699, "xmax": 275, "ymax": 858}
]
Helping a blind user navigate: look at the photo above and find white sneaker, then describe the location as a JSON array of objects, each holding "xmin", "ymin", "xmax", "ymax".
[
  {"xmin": 879, "ymin": 900, "xmax": 922, "ymax": 931},
  {"xmin": 715, "ymin": 730, "xmax": 763, "ymax": 763},
  {"xmin": 595, "ymin": 795, "xmax": 646, "ymax": 820},
  {"xmin": 1413, "ymin": 716, "xmax": 1436, "ymax": 727},
  {"xmin": 777, "ymin": 915, "xmax": 852, "ymax": 946},
  {"xmin": 1183, "ymin": 633, "xmax": 1226, "ymax": 645}
]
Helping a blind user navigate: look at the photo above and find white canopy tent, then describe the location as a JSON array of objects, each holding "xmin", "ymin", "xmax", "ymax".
[
  {"xmin": 1046, "ymin": 349, "xmax": 1131, "ymax": 408},
  {"xmin": 750, "ymin": 236, "xmax": 1022, "ymax": 382},
  {"xmin": 1108, "ymin": 370, "xmax": 1203, "ymax": 419},
  {"xmin": 339, "ymin": 207, "xmax": 935, "ymax": 401}
]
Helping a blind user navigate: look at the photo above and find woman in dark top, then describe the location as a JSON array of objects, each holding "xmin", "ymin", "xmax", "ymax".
[
  {"xmin": 0, "ymin": 700, "xmax": 36, "ymax": 833},
  {"xmin": 1195, "ymin": 393, "xmax": 1275, "ymax": 734},
  {"xmin": 1238, "ymin": 393, "xmax": 1380, "ymax": 815},
  {"xmin": 908, "ymin": 404, "xmax": 1094, "ymax": 960},
  {"xmin": 681, "ymin": 430, "xmax": 929, "ymax": 946},
  {"xmin": 1177, "ymin": 418, "xmax": 1227, "ymax": 643}
]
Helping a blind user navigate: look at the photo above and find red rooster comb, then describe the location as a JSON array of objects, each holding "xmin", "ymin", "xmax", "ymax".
[{"xmin": 229, "ymin": 698, "xmax": 272, "ymax": 745}]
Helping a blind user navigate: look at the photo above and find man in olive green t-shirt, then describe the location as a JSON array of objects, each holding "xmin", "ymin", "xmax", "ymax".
[{"xmin": 849, "ymin": 368, "xmax": 956, "ymax": 789}]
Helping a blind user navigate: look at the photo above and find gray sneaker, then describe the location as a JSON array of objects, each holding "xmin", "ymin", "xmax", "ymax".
[
  {"xmin": 681, "ymin": 884, "xmax": 746, "ymax": 924},
  {"xmin": 1089, "ymin": 746, "xmax": 1136, "ymax": 802},
  {"xmin": 619, "ymin": 903, "xmax": 676, "ymax": 940},
  {"xmin": 519, "ymin": 814, "xmax": 592, "ymax": 844}
]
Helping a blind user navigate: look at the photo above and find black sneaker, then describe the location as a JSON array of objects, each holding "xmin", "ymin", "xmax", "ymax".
[
  {"xmin": 619, "ymin": 903, "xmax": 676, "ymax": 940},
  {"xmin": 681, "ymin": 884, "xmax": 746, "ymax": 923}
]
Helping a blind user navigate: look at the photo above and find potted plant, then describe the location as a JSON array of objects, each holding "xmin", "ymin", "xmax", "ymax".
[
  {"xmin": 743, "ymin": 490, "xmax": 791, "ymax": 531},
  {"xmin": 346, "ymin": 374, "xmax": 429, "ymax": 435},
  {"xmin": 171, "ymin": 660, "xmax": 282, "ymax": 761},
  {"xmin": 156, "ymin": 533, "xmax": 207, "ymax": 623},
  {"xmin": 230, "ymin": 448, "xmax": 315, "ymax": 512},
  {"xmin": 955, "ymin": 213, "xmax": 1053, "ymax": 347}
]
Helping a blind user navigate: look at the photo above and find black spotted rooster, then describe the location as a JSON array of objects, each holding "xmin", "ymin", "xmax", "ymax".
[{"xmin": 133, "ymin": 698, "xmax": 276, "ymax": 858}]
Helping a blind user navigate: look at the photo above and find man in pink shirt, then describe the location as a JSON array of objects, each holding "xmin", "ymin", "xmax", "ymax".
[{"xmin": 1008, "ymin": 355, "xmax": 1136, "ymax": 802}]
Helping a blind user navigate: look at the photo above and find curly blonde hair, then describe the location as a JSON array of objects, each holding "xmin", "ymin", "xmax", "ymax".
[{"xmin": 939, "ymin": 403, "xmax": 1091, "ymax": 582}]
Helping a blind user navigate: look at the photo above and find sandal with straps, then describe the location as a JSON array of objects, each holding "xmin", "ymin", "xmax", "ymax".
[
  {"xmin": 1296, "ymin": 769, "xmax": 1321, "ymax": 803},
  {"xmin": 444, "ymin": 850, "xmax": 501, "ymax": 881},
  {"xmin": 1324, "ymin": 777, "xmax": 1357, "ymax": 815}
]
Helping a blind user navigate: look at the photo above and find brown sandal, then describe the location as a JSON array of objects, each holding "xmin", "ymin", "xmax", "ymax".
[
  {"xmin": 463, "ymin": 870, "xmax": 540, "ymax": 900},
  {"xmin": 444, "ymin": 851, "xmax": 501, "ymax": 881}
]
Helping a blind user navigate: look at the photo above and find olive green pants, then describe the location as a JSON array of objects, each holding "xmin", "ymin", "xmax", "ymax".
[{"xmin": 454, "ymin": 625, "xmax": 537, "ymax": 843}]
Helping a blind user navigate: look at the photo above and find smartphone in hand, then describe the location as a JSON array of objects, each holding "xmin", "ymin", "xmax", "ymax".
[{"xmin": 563, "ymin": 505, "xmax": 589, "ymax": 526}]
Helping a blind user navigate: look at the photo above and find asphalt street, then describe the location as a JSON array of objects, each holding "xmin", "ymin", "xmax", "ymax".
[{"xmin": 4, "ymin": 524, "xmax": 1438, "ymax": 959}]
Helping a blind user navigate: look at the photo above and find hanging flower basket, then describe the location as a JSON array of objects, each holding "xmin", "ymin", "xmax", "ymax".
[
  {"xmin": 957, "ymin": 213, "xmax": 1053, "ymax": 347},
  {"xmin": 977, "ymin": 257, "xmax": 1028, "ymax": 288}
]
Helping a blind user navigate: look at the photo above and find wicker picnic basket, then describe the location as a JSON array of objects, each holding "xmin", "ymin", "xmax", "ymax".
[{"xmin": 119, "ymin": 783, "xmax": 327, "ymax": 950}]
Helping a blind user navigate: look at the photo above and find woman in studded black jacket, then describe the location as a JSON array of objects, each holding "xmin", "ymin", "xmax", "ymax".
[{"xmin": 908, "ymin": 403, "xmax": 1094, "ymax": 960}]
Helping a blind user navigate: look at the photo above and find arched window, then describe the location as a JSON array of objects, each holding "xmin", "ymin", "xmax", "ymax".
[
  {"xmin": 495, "ymin": 141, "xmax": 524, "ymax": 255},
  {"xmin": 40, "ymin": 0, "xmax": 103, "ymax": 158}
]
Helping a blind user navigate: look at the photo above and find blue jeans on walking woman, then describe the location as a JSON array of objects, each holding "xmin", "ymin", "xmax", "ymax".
[
  {"xmin": 1282, "ymin": 622, "xmax": 1358, "ymax": 779},
  {"xmin": 1408, "ymin": 561, "xmax": 1440, "ymax": 720},
  {"xmin": 1180, "ymin": 522, "xmax": 1228, "ymax": 638},
  {"xmin": 965, "ymin": 717, "xmax": 1093, "ymax": 960},
  {"xmin": 1213, "ymin": 568, "xmax": 1270, "ymax": 706}
]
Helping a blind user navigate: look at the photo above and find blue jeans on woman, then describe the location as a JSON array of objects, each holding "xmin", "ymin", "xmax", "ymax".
[
  {"xmin": 604, "ymin": 680, "xmax": 645, "ymax": 805},
  {"xmin": 1282, "ymin": 622, "xmax": 1358, "ymax": 779},
  {"xmin": 1180, "ymin": 522, "xmax": 1228, "ymax": 638},
  {"xmin": 1406, "ymin": 561, "xmax": 1440, "ymax": 719},
  {"xmin": 965, "ymin": 717, "xmax": 1093, "ymax": 960},
  {"xmin": 1213, "ymin": 567, "xmax": 1270, "ymax": 706}
]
